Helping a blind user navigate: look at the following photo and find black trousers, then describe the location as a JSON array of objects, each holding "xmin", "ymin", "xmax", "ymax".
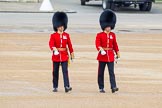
[
  {"xmin": 52, "ymin": 61, "xmax": 70, "ymax": 88},
  {"xmin": 98, "ymin": 61, "xmax": 117, "ymax": 89}
]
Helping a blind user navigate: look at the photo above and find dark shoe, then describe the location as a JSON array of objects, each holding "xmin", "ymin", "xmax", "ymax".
[
  {"xmin": 112, "ymin": 87, "xmax": 119, "ymax": 93},
  {"xmin": 65, "ymin": 87, "xmax": 72, "ymax": 93},
  {"xmin": 53, "ymin": 88, "xmax": 58, "ymax": 92},
  {"xmin": 99, "ymin": 89, "xmax": 105, "ymax": 93}
]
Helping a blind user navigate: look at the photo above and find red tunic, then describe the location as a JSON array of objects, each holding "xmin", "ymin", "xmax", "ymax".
[
  {"xmin": 95, "ymin": 32, "xmax": 119, "ymax": 62},
  {"xmin": 49, "ymin": 32, "xmax": 74, "ymax": 62}
]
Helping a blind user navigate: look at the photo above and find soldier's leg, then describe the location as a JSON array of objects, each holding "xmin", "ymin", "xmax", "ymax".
[
  {"xmin": 61, "ymin": 61, "xmax": 70, "ymax": 88},
  {"xmin": 52, "ymin": 62, "xmax": 60, "ymax": 89},
  {"xmin": 61, "ymin": 61, "xmax": 72, "ymax": 92},
  {"xmin": 98, "ymin": 61, "xmax": 106, "ymax": 90},
  {"xmin": 107, "ymin": 62, "xmax": 117, "ymax": 89}
]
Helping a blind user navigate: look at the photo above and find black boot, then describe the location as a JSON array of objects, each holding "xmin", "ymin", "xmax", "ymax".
[
  {"xmin": 112, "ymin": 87, "xmax": 119, "ymax": 93},
  {"xmin": 53, "ymin": 88, "xmax": 58, "ymax": 92},
  {"xmin": 65, "ymin": 87, "xmax": 72, "ymax": 93},
  {"xmin": 99, "ymin": 89, "xmax": 105, "ymax": 93}
]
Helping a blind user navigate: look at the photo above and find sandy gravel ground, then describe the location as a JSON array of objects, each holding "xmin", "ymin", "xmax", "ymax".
[{"xmin": 0, "ymin": 32, "xmax": 162, "ymax": 108}]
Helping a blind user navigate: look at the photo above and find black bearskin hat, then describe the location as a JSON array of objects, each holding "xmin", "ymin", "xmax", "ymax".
[
  {"xmin": 52, "ymin": 11, "xmax": 68, "ymax": 32},
  {"xmin": 99, "ymin": 9, "xmax": 116, "ymax": 30}
]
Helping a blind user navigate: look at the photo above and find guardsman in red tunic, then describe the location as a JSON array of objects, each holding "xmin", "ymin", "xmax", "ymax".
[
  {"xmin": 49, "ymin": 12, "xmax": 74, "ymax": 93},
  {"xmin": 95, "ymin": 9, "xmax": 120, "ymax": 93}
]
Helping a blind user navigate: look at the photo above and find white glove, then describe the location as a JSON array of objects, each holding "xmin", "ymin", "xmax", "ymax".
[
  {"xmin": 99, "ymin": 47, "xmax": 106, "ymax": 55},
  {"xmin": 115, "ymin": 56, "xmax": 120, "ymax": 64},
  {"xmin": 101, "ymin": 50, "xmax": 106, "ymax": 55},
  {"xmin": 54, "ymin": 50, "xmax": 59, "ymax": 55},
  {"xmin": 52, "ymin": 47, "xmax": 59, "ymax": 55}
]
